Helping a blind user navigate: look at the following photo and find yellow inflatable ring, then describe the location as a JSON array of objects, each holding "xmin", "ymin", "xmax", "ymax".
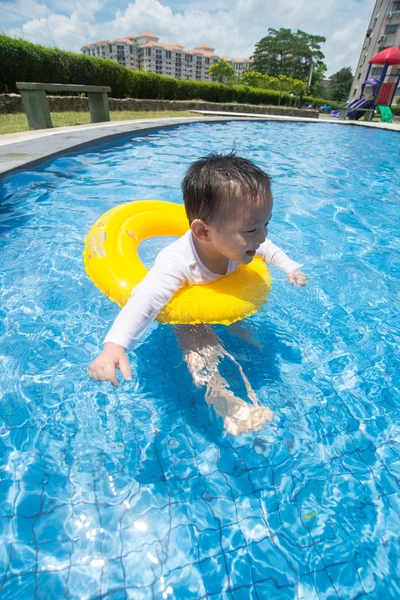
[{"xmin": 84, "ymin": 201, "xmax": 272, "ymax": 325}]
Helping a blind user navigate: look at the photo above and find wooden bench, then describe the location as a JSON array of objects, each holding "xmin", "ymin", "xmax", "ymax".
[{"xmin": 16, "ymin": 82, "xmax": 112, "ymax": 130}]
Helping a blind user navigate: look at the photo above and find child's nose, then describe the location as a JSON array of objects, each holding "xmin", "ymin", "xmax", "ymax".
[{"xmin": 255, "ymin": 229, "xmax": 266, "ymax": 245}]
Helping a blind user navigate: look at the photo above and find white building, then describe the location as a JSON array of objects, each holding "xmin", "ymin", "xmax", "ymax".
[
  {"xmin": 81, "ymin": 32, "xmax": 253, "ymax": 82},
  {"xmin": 349, "ymin": 0, "xmax": 400, "ymax": 102}
]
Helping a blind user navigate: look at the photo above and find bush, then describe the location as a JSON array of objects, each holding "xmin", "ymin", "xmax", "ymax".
[
  {"xmin": 0, "ymin": 35, "xmax": 133, "ymax": 96},
  {"xmin": 391, "ymin": 105, "xmax": 400, "ymax": 116},
  {"xmin": 0, "ymin": 34, "xmax": 341, "ymax": 110}
]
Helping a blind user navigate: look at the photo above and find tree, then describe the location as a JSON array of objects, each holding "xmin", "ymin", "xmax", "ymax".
[
  {"xmin": 252, "ymin": 28, "xmax": 326, "ymax": 84},
  {"xmin": 209, "ymin": 59, "xmax": 235, "ymax": 84},
  {"xmin": 329, "ymin": 67, "xmax": 353, "ymax": 101},
  {"xmin": 240, "ymin": 71, "xmax": 266, "ymax": 88},
  {"xmin": 239, "ymin": 71, "xmax": 306, "ymax": 95},
  {"xmin": 309, "ymin": 63, "xmax": 328, "ymax": 97}
]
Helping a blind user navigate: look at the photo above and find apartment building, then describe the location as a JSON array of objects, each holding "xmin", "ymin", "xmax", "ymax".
[
  {"xmin": 81, "ymin": 32, "xmax": 253, "ymax": 82},
  {"xmin": 349, "ymin": 0, "xmax": 400, "ymax": 101}
]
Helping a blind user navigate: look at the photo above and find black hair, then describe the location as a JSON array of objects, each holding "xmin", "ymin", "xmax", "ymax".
[{"xmin": 182, "ymin": 152, "xmax": 271, "ymax": 225}]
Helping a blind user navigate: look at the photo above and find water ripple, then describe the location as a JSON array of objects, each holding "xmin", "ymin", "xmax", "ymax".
[{"xmin": 0, "ymin": 121, "xmax": 399, "ymax": 599}]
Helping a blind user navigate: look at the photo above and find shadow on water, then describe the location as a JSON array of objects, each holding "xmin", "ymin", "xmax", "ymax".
[
  {"xmin": 0, "ymin": 186, "xmax": 33, "ymax": 237},
  {"xmin": 217, "ymin": 319, "xmax": 302, "ymax": 383}
]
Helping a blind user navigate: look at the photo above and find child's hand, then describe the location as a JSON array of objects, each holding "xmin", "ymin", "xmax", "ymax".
[
  {"xmin": 88, "ymin": 342, "xmax": 132, "ymax": 388},
  {"xmin": 286, "ymin": 269, "xmax": 308, "ymax": 286}
]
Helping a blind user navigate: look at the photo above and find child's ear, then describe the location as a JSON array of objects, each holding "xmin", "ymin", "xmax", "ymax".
[{"xmin": 191, "ymin": 219, "xmax": 211, "ymax": 242}]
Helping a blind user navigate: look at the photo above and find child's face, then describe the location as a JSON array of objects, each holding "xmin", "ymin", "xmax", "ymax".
[{"xmin": 208, "ymin": 194, "xmax": 273, "ymax": 264}]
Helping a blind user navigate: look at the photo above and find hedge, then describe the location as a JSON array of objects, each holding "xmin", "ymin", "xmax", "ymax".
[
  {"xmin": 0, "ymin": 34, "xmax": 340, "ymax": 109},
  {"xmin": 0, "ymin": 35, "xmax": 133, "ymax": 97}
]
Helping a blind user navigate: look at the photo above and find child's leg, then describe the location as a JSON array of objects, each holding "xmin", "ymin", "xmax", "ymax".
[
  {"xmin": 227, "ymin": 320, "xmax": 263, "ymax": 348},
  {"xmin": 174, "ymin": 324, "xmax": 273, "ymax": 435}
]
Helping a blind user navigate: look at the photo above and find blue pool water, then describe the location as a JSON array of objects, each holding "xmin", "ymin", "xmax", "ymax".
[{"xmin": 0, "ymin": 121, "xmax": 399, "ymax": 599}]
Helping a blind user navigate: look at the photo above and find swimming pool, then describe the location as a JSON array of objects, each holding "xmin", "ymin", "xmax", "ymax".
[{"xmin": 0, "ymin": 120, "xmax": 399, "ymax": 599}]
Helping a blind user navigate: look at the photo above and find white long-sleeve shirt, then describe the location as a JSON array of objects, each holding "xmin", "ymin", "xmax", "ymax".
[{"xmin": 104, "ymin": 231, "xmax": 302, "ymax": 350}]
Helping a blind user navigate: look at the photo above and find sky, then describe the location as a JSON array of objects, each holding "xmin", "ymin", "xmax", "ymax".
[{"xmin": 0, "ymin": 0, "xmax": 376, "ymax": 76}]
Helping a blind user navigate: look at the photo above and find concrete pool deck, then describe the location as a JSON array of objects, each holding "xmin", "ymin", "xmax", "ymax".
[{"xmin": 1, "ymin": 113, "xmax": 399, "ymax": 177}]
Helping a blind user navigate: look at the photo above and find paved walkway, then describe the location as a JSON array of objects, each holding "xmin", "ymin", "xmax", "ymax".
[
  {"xmin": 191, "ymin": 109, "xmax": 400, "ymax": 131},
  {"xmin": 1, "ymin": 113, "xmax": 398, "ymax": 177}
]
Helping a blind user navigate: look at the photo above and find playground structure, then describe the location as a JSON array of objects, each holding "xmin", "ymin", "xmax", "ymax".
[{"xmin": 331, "ymin": 46, "xmax": 400, "ymax": 122}]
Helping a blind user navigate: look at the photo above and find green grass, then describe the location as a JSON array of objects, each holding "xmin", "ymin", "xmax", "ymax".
[{"xmin": 0, "ymin": 110, "xmax": 194, "ymax": 135}]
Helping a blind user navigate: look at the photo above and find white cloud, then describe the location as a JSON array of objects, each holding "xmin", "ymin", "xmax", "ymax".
[
  {"xmin": 0, "ymin": 0, "xmax": 376, "ymax": 74},
  {"xmin": 1, "ymin": 0, "xmax": 51, "ymax": 22}
]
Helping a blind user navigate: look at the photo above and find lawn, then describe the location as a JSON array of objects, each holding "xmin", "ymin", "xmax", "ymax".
[{"xmin": 0, "ymin": 110, "xmax": 195, "ymax": 135}]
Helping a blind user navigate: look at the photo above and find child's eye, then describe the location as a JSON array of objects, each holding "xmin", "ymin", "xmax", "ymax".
[{"xmin": 245, "ymin": 221, "xmax": 270, "ymax": 234}]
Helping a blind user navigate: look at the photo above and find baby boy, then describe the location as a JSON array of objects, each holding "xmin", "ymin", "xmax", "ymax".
[{"xmin": 89, "ymin": 153, "xmax": 307, "ymax": 435}]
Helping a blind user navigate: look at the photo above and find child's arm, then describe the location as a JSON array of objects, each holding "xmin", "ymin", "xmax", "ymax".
[
  {"xmin": 89, "ymin": 253, "xmax": 188, "ymax": 386},
  {"xmin": 256, "ymin": 239, "xmax": 308, "ymax": 286}
]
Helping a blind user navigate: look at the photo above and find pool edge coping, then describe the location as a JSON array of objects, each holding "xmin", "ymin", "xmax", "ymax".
[{"xmin": 1, "ymin": 114, "xmax": 399, "ymax": 178}]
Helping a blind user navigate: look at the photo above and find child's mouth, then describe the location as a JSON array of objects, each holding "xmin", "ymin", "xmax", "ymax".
[{"xmin": 246, "ymin": 250, "xmax": 256, "ymax": 257}]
